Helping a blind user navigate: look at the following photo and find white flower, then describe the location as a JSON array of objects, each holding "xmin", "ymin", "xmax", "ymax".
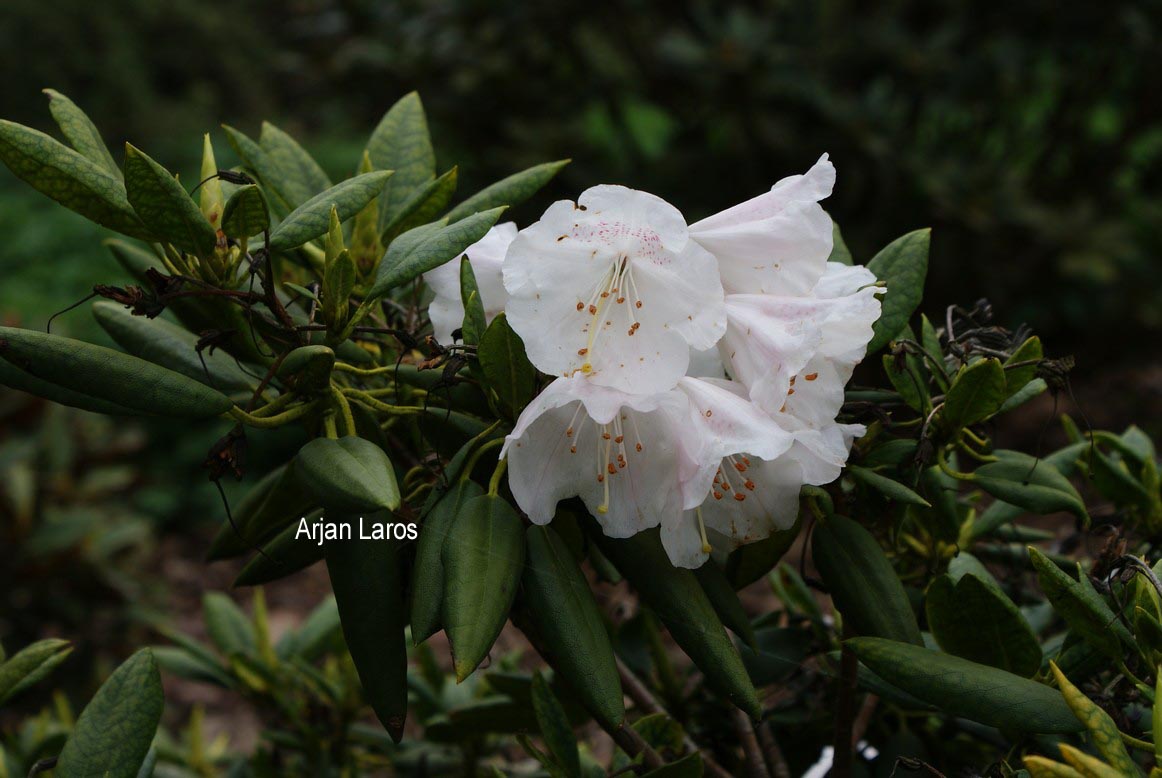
[
  {"xmin": 502, "ymin": 185, "xmax": 726, "ymax": 394},
  {"xmin": 689, "ymin": 155, "xmax": 835, "ymax": 297},
  {"xmin": 501, "ymin": 374, "xmax": 791, "ymax": 566},
  {"xmin": 424, "ymin": 222, "xmax": 517, "ymax": 345}
]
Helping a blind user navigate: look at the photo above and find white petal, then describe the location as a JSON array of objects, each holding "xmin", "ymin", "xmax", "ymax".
[
  {"xmin": 699, "ymin": 455, "xmax": 804, "ymax": 552},
  {"xmin": 424, "ymin": 222, "xmax": 517, "ymax": 344},
  {"xmin": 503, "ymin": 376, "xmax": 691, "ymax": 537},
  {"xmin": 690, "ymin": 155, "xmax": 835, "ymax": 296},
  {"xmin": 661, "ymin": 512, "xmax": 711, "ymax": 569},
  {"xmin": 502, "ymin": 186, "xmax": 725, "ymax": 393}
]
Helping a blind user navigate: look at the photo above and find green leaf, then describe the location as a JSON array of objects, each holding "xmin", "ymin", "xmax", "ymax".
[
  {"xmin": 277, "ymin": 345, "xmax": 336, "ymax": 394},
  {"xmin": 694, "ymin": 559, "xmax": 757, "ymax": 649},
  {"xmin": 325, "ymin": 521, "xmax": 408, "ymax": 741},
  {"xmin": 0, "ymin": 639, "xmax": 72, "ymax": 706},
  {"xmin": 259, "ymin": 121, "xmax": 332, "ymax": 205},
  {"xmin": 640, "ymin": 753, "xmax": 703, "ymax": 777},
  {"xmin": 233, "ymin": 510, "xmax": 326, "ymax": 587},
  {"xmin": 54, "ymin": 649, "xmax": 164, "ymax": 778},
  {"xmin": 865, "ymin": 229, "xmax": 930, "ymax": 354},
  {"xmin": 920, "ymin": 314, "xmax": 947, "ymax": 389},
  {"xmin": 478, "ymin": 313, "xmax": 537, "ymax": 420},
  {"xmin": 721, "ymin": 519, "xmax": 801, "ymax": 590},
  {"xmin": 1029, "ymin": 547, "xmax": 1132, "ymax": 660},
  {"xmin": 207, "ymin": 464, "xmax": 316, "ymax": 561},
  {"xmin": 1049, "ymin": 662, "xmax": 1139, "ymax": 775},
  {"xmin": 846, "ymin": 637, "xmax": 1083, "ymax": 733},
  {"xmin": 925, "ymin": 574, "xmax": 1041, "ymax": 676},
  {"xmin": 530, "ymin": 671, "xmax": 582, "ymax": 778},
  {"xmin": 410, "ymin": 480, "xmax": 485, "ymax": 642},
  {"xmin": 202, "ymin": 592, "xmax": 257, "ymax": 658},
  {"xmin": 380, "ymin": 166, "xmax": 459, "ymax": 243},
  {"xmin": 974, "ymin": 450, "xmax": 1088, "ymax": 522},
  {"xmin": 522, "ymin": 525, "xmax": 625, "ymax": 728},
  {"xmin": 221, "ymin": 184, "xmax": 270, "ymax": 238},
  {"xmin": 370, "ymin": 206, "xmax": 506, "ymax": 299},
  {"xmin": 268, "ymin": 171, "xmax": 393, "ymax": 251},
  {"xmin": 294, "ymin": 437, "xmax": 400, "ymax": 512},
  {"xmin": 1005, "ymin": 336, "xmax": 1043, "ymax": 395},
  {"xmin": 883, "ymin": 352, "xmax": 927, "ymax": 412},
  {"xmin": 0, "ymin": 120, "xmax": 149, "ymax": 238},
  {"xmin": 1000, "ymin": 377, "xmax": 1048, "ymax": 414},
  {"xmin": 460, "ymin": 256, "xmax": 487, "ymax": 346},
  {"xmin": 221, "ymin": 125, "xmax": 293, "ymax": 213},
  {"xmin": 848, "ymin": 465, "xmax": 931, "ymax": 507},
  {"xmin": 367, "ymin": 92, "xmax": 436, "ymax": 227},
  {"xmin": 442, "ymin": 494, "xmax": 526, "ymax": 681},
  {"xmin": 812, "ymin": 515, "xmax": 923, "ymax": 645},
  {"xmin": 124, "ymin": 143, "xmax": 217, "ymax": 257},
  {"xmin": 92, "ymin": 301, "xmax": 255, "ymax": 393},
  {"xmin": 941, "ymin": 358, "xmax": 1007, "ymax": 429},
  {"xmin": 0, "ymin": 327, "xmax": 233, "ymax": 418},
  {"xmin": 828, "ymin": 219, "xmax": 852, "ymax": 265},
  {"xmin": 43, "ymin": 89, "xmax": 118, "ymax": 177},
  {"xmin": 0, "ymin": 356, "xmax": 141, "ymax": 416},
  {"xmin": 588, "ymin": 525, "xmax": 761, "ymax": 719},
  {"xmin": 736, "ymin": 627, "xmax": 812, "ymax": 686},
  {"xmin": 446, "ymin": 160, "xmax": 569, "ymax": 222}
]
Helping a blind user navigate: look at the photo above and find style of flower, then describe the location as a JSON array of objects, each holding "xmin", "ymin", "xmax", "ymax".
[
  {"xmin": 424, "ymin": 222, "xmax": 517, "ymax": 345},
  {"xmin": 502, "ymin": 185, "xmax": 726, "ymax": 394}
]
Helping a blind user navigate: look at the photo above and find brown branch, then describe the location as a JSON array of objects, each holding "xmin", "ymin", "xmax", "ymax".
[
  {"xmin": 851, "ymin": 693, "xmax": 879, "ymax": 747},
  {"xmin": 831, "ymin": 632, "xmax": 859, "ymax": 778},
  {"xmin": 733, "ymin": 708, "xmax": 770, "ymax": 778},
  {"xmin": 757, "ymin": 721, "xmax": 792, "ymax": 778},
  {"xmin": 615, "ymin": 656, "xmax": 733, "ymax": 778}
]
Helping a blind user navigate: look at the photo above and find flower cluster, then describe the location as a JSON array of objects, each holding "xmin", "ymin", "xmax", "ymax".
[{"xmin": 425, "ymin": 156, "xmax": 882, "ymax": 567}]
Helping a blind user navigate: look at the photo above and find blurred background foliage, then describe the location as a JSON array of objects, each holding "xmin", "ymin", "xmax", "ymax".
[{"xmin": 2, "ymin": 0, "xmax": 1160, "ymax": 365}]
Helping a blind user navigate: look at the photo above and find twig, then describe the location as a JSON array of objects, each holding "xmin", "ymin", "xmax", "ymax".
[
  {"xmin": 757, "ymin": 721, "xmax": 791, "ymax": 778},
  {"xmin": 851, "ymin": 693, "xmax": 879, "ymax": 747},
  {"xmin": 733, "ymin": 708, "xmax": 771, "ymax": 778},
  {"xmin": 832, "ymin": 633, "xmax": 859, "ymax": 778},
  {"xmin": 616, "ymin": 656, "xmax": 733, "ymax": 778},
  {"xmin": 609, "ymin": 724, "xmax": 666, "ymax": 771}
]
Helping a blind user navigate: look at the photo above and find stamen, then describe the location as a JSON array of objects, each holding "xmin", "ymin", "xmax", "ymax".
[
  {"xmin": 696, "ymin": 507, "xmax": 712, "ymax": 554},
  {"xmin": 804, "ymin": 372, "xmax": 818, "ymax": 381}
]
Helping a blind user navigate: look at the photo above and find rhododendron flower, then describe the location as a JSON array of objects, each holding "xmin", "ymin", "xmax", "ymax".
[
  {"xmin": 502, "ymin": 186, "xmax": 726, "ymax": 394},
  {"xmin": 501, "ymin": 374, "xmax": 791, "ymax": 565},
  {"xmin": 689, "ymin": 155, "xmax": 835, "ymax": 297},
  {"xmin": 424, "ymin": 222, "xmax": 517, "ymax": 345}
]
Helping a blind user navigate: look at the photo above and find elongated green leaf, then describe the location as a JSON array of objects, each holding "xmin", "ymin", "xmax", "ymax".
[
  {"xmin": 446, "ymin": 160, "xmax": 569, "ymax": 222},
  {"xmin": 43, "ymin": 89, "xmax": 118, "ymax": 177},
  {"xmin": 0, "ymin": 327, "xmax": 232, "ymax": 418},
  {"xmin": 694, "ymin": 559, "xmax": 756, "ymax": 649},
  {"xmin": 0, "ymin": 639, "xmax": 72, "ymax": 706},
  {"xmin": 942, "ymin": 358, "xmax": 1006, "ymax": 429},
  {"xmin": 268, "ymin": 171, "xmax": 392, "ymax": 251},
  {"xmin": 411, "ymin": 480, "xmax": 485, "ymax": 642},
  {"xmin": 975, "ymin": 450, "xmax": 1088, "ymax": 521},
  {"xmin": 0, "ymin": 357, "xmax": 142, "ymax": 416},
  {"xmin": 221, "ymin": 124, "xmax": 294, "ymax": 213},
  {"xmin": 865, "ymin": 229, "xmax": 929, "ymax": 354},
  {"xmin": 1005, "ymin": 336, "xmax": 1043, "ymax": 395},
  {"xmin": 92, "ymin": 301, "xmax": 254, "ymax": 392},
  {"xmin": 478, "ymin": 312, "xmax": 537, "ymax": 420},
  {"xmin": 0, "ymin": 120, "xmax": 149, "ymax": 238},
  {"xmin": 55, "ymin": 649, "xmax": 164, "ymax": 777},
  {"xmin": 531, "ymin": 671, "xmax": 582, "ymax": 778},
  {"xmin": 1029, "ymin": 547, "xmax": 1131, "ymax": 660},
  {"xmin": 202, "ymin": 592, "xmax": 257, "ymax": 658},
  {"xmin": 221, "ymin": 184, "xmax": 270, "ymax": 238},
  {"xmin": 259, "ymin": 121, "xmax": 332, "ymax": 204},
  {"xmin": 380, "ymin": 166, "xmax": 459, "ymax": 243},
  {"xmin": 325, "ymin": 521, "xmax": 408, "ymax": 741},
  {"xmin": 721, "ymin": 519, "xmax": 801, "ymax": 590},
  {"xmin": 813, "ymin": 515, "xmax": 923, "ymax": 645},
  {"xmin": 925, "ymin": 574, "xmax": 1041, "ymax": 676},
  {"xmin": 883, "ymin": 352, "xmax": 926, "ymax": 412},
  {"xmin": 1000, "ymin": 376, "xmax": 1048, "ymax": 413},
  {"xmin": 737, "ymin": 627, "xmax": 812, "ymax": 686},
  {"xmin": 523, "ymin": 525, "xmax": 625, "ymax": 728},
  {"xmin": 443, "ymin": 494, "xmax": 526, "ymax": 680},
  {"xmin": 233, "ymin": 509, "xmax": 326, "ymax": 587},
  {"xmin": 846, "ymin": 637, "xmax": 1083, "ymax": 733},
  {"xmin": 459, "ymin": 256, "xmax": 487, "ymax": 346},
  {"xmin": 124, "ymin": 144, "xmax": 217, "ymax": 257},
  {"xmin": 371, "ymin": 206, "xmax": 505, "ymax": 298},
  {"xmin": 368, "ymin": 92, "xmax": 436, "ymax": 226},
  {"xmin": 1049, "ymin": 662, "xmax": 1138, "ymax": 774},
  {"xmin": 848, "ymin": 465, "xmax": 931, "ymax": 507},
  {"xmin": 295, "ymin": 437, "xmax": 400, "ymax": 512},
  {"xmin": 207, "ymin": 464, "xmax": 316, "ymax": 561},
  {"xmin": 589, "ymin": 525, "xmax": 761, "ymax": 718}
]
